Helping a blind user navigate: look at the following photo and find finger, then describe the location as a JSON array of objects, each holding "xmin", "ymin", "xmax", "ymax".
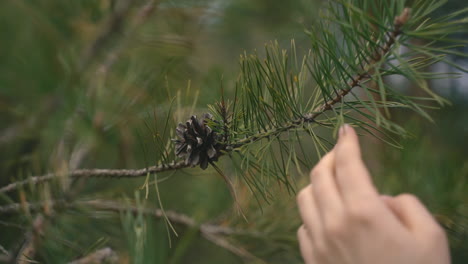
[
  {"xmin": 297, "ymin": 185, "xmax": 323, "ymax": 241},
  {"xmin": 334, "ymin": 124, "xmax": 378, "ymax": 203},
  {"xmin": 297, "ymin": 225, "xmax": 315, "ymax": 263},
  {"xmin": 382, "ymin": 194, "xmax": 441, "ymax": 233},
  {"xmin": 310, "ymin": 151, "xmax": 344, "ymax": 223}
]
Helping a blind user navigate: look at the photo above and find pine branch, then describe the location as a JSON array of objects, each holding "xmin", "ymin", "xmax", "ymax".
[
  {"xmin": 0, "ymin": 9, "xmax": 409, "ymax": 194},
  {"xmin": 0, "ymin": 5, "xmax": 464, "ymax": 198},
  {"xmin": 0, "ymin": 199, "xmax": 264, "ymax": 262},
  {"xmin": 0, "ymin": 199, "xmax": 262, "ymax": 238},
  {"xmin": 0, "ymin": 161, "xmax": 188, "ymax": 194},
  {"xmin": 231, "ymin": 8, "xmax": 410, "ymax": 149},
  {"xmin": 201, "ymin": 232, "xmax": 264, "ymax": 263}
]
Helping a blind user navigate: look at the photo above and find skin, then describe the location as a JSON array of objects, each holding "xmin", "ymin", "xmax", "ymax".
[{"xmin": 297, "ymin": 124, "xmax": 450, "ymax": 264}]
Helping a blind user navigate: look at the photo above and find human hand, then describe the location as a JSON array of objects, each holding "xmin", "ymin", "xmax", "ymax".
[{"xmin": 296, "ymin": 124, "xmax": 450, "ymax": 264}]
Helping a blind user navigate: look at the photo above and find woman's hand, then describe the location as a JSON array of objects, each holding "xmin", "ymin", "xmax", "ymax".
[{"xmin": 297, "ymin": 124, "xmax": 450, "ymax": 264}]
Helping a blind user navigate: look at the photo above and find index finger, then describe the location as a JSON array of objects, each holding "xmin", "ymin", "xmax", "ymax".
[{"xmin": 334, "ymin": 124, "xmax": 378, "ymax": 203}]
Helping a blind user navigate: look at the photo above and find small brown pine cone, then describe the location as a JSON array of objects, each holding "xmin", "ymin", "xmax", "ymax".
[{"xmin": 173, "ymin": 113, "xmax": 221, "ymax": 169}]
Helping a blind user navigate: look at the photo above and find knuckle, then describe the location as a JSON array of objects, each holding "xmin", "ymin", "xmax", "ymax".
[
  {"xmin": 347, "ymin": 201, "xmax": 377, "ymax": 224},
  {"xmin": 324, "ymin": 218, "xmax": 346, "ymax": 238},
  {"xmin": 296, "ymin": 187, "xmax": 310, "ymax": 205},
  {"xmin": 310, "ymin": 166, "xmax": 327, "ymax": 182}
]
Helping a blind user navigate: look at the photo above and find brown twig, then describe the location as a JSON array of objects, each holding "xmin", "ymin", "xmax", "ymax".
[
  {"xmin": 0, "ymin": 161, "xmax": 188, "ymax": 194},
  {"xmin": 201, "ymin": 232, "xmax": 263, "ymax": 262}
]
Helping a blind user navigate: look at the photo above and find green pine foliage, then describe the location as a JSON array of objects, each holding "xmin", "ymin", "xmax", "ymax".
[{"xmin": 0, "ymin": 0, "xmax": 467, "ymax": 263}]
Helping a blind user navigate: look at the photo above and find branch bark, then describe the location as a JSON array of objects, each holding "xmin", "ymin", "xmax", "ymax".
[{"xmin": 0, "ymin": 161, "xmax": 188, "ymax": 194}]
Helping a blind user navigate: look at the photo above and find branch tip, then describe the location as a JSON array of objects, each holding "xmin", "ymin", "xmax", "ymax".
[{"xmin": 395, "ymin": 8, "xmax": 411, "ymax": 27}]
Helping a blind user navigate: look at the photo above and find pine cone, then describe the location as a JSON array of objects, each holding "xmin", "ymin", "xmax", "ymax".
[{"xmin": 174, "ymin": 113, "xmax": 221, "ymax": 169}]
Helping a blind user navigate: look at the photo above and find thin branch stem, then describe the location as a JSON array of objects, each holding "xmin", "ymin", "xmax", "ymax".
[
  {"xmin": 201, "ymin": 232, "xmax": 263, "ymax": 262},
  {"xmin": 0, "ymin": 161, "xmax": 188, "ymax": 194}
]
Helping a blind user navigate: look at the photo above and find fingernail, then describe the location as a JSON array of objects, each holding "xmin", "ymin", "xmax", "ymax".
[{"xmin": 339, "ymin": 124, "xmax": 349, "ymax": 137}]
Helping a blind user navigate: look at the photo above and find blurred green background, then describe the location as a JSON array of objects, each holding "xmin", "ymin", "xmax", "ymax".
[{"xmin": 0, "ymin": 0, "xmax": 467, "ymax": 263}]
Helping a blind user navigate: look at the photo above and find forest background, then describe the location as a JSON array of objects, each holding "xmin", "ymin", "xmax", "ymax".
[{"xmin": 0, "ymin": 0, "xmax": 467, "ymax": 263}]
